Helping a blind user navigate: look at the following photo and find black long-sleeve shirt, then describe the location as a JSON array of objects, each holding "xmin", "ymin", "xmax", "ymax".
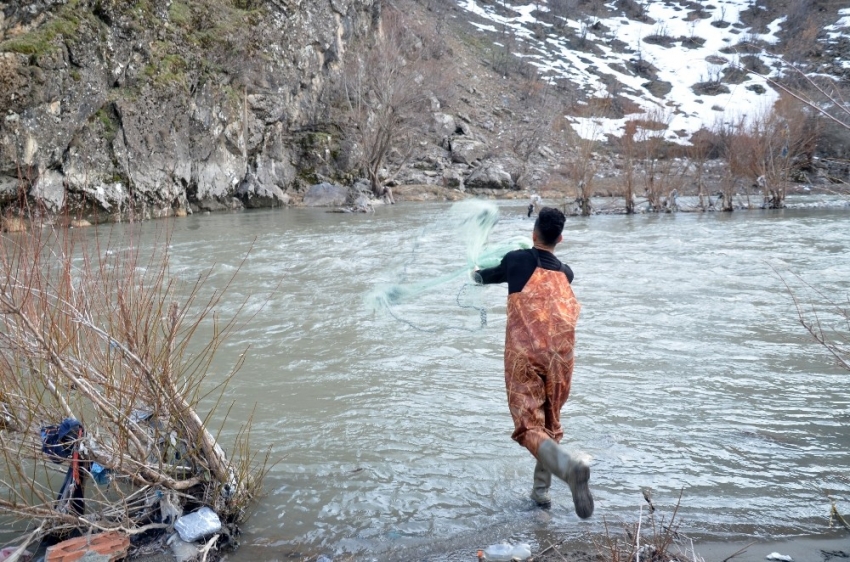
[{"xmin": 476, "ymin": 248, "xmax": 574, "ymax": 294}]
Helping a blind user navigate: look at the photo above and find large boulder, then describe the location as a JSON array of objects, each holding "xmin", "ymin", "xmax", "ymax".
[
  {"xmin": 443, "ymin": 168, "xmax": 465, "ymax": 191},
  {"xmin": 432, "ymin": 113, "xmax": 457, "ymax": 138},
  {"xmin": 303, "ymin": 182, "xmax": 349, "ymax": 207},
  {"xmin": 0, "ymin": 175, "xmax": 19, "ymax": 204},
  {"xmin": 466, "ymin": 163, "xmax": 514, "ymax": 190},
  {"xmin": 450, "ymin": 139, "xmax": 488, "ymax": 165},
  {"xmin": 30, "ymin": 169, "xmax": 65, "ymax": 211},
  {"xmin": 237, "ymin": 174, "xmax": 289, "ymax": 208}
]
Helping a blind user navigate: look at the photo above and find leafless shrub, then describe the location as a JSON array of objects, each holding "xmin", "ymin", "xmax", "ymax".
[
  {"xmin": 564, "ymin": 123, "xmax": 599, "ymax": 216},
  {"xmin": 596, "ymin": 489, "xmax": 705, "ymax": 562},
  {"xmin": 779, "ymin": 271, "xmax": 850, "ymax": 373},
  {"xmin": 643, "ymin": 23, "xmax": 674, "ymax": 47},
  {"xmin": 631, "ymin": 109, "xmax": 686, "ymax": 212},
  {"xmin": 687, "ymin": 129, "xmax": 720, "ymax": 210},
  {"xmin": 0, "ymin": 214, "xmax": 270, "ymax": 546},
  {"xmin": 620, "ymin": 121, "xmax": 639, "ymax": 214},
  {"xmin": 692, "ymin": 68, "xmax": 729, "ymax": 95},
  {"xmin": 711, "ymin": 6, "xmax": 729, "ymax": 28}
]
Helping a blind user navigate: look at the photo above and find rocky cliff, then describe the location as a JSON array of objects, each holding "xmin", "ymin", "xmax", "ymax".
[{"xmin": 0, "ymin": 0, "xmax": 378, "ymax": 219}]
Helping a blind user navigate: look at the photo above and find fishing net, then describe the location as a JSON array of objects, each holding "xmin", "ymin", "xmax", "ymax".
[{"xmin": 366, "ymin": 200, "xmax": 530, "ymax": 332}]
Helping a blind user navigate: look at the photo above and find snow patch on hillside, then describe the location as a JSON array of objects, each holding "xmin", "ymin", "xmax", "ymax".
[
  {"xmin": 457, "ymin": 0, "xmax": 794, "ymax": 143},
  {"xmin": 826, "ymin": 8, "xmax": 850, "ymax": 39}
]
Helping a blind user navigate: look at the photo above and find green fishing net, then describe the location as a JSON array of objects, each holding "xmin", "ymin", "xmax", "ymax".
[{"xmin": 366, "ymin": 200, "xmax": 530, "ymax": 332}]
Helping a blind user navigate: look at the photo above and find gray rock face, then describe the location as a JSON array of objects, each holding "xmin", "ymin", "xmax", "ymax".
[
  {"xmin": 432, "ymin": 113, "xmax": 457, "ymax": 139},
  {"xmin": 450, "ymin": 139, "xmax": 488, "ymax": 165},
  {"xmin": 303, "ymin": 182, "xmax": 348, "ymax": 207},
  {"xmin": 466, "ymin": 163, "xmax": 514, "ymax": 190},
  {"xmin": 0, "ymin": 175, "xmax": 19, "ymax": 204},
  {"xmin": 0, "ymin": 0, "xmax": 377, "ymax": 218},
  {"xmin": 237, "ymin": 174, "xmax": 289, "ymax": 208},
  {"xmin": 443, "ymin": 169, "xmax": 465, "ymax": 191},
  {"xmin": 30, "ymin": 169, "xmax": 65, "ymax": 211}
]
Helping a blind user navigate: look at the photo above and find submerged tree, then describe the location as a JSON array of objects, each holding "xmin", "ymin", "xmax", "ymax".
[{"xmin": 721, "ymin": 98, "xmax": 819, "ymax": 209}]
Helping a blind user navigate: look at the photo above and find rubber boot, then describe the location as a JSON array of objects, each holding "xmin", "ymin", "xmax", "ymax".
[
  {"xmin": 537, "ymin": 439, "xmax": 594, "ymax": 519},
  {"xmin": 529, "ymin": 460, "xmax": 551, "ymax": 507}
]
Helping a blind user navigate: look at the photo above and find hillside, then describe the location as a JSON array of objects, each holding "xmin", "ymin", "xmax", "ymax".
[{"xmin": 1, "ymin": 0, "xmax": 849, "ymax": 222}]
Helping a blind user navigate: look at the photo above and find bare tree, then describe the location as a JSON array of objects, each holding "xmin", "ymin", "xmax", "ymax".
[
  {"xmin": 502, "ymin": 75, "xmax": 563, "ymax": 189},
  {"xmin": 620, "ymin": 120, "xmax": 639, "ymax": 214},
  {"xmin": 720, "ymin": 98, "xmax": 819, "ymax": 209},
  {"xmin": 337, "ymin": 6, "xmax": 440, "ymax": 197},
  {"xmin": 687, "ymin": 129, "xmax": 719, "ymax": 211},
  {"xmin": 632, "ymin": 110, "xmax": 686, "ymax": 212},
  {"xmin": 568, "ymin": 133, "xmax": 598, "ymax": 216}
]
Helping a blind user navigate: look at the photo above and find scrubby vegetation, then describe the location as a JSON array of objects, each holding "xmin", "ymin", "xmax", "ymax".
[{"xmin": 0, "ymin": 213, "xmax": 270, "ymax": 556}]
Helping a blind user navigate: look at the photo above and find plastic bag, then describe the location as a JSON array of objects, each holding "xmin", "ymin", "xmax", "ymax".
[{"xmin": 174, "ymin": 507, "xmax": 222, "ymax": 542}]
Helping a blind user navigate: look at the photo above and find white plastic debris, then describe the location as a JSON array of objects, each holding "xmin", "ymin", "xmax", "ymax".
[
  {"xmin": 766, "ymin": 553, "xmax": 793, "ymax": 562},
  {"xmin": 174, "ymin": 507, "xmax": 222, "ymax": 542},
  {"xmin": 159, "ymin": 491, "xmax": 183, "ymax": 526},
  {"xmin": 167, "ymin": 533, "xmax": 200, "ymax": 562},
  {"xmin": 482, "ymin": 542, "xmax": 532, "ymax": 561}
]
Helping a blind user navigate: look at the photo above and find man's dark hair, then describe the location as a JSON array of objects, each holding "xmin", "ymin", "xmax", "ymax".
[{"xmin": 534, "ymin": 207, "xmax": 566, "ymax": 246}]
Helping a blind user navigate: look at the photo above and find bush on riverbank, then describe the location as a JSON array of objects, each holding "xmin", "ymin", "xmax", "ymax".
[{"xmin": 0, "ymin": 212, "xmax": 268, "ymax": 557}]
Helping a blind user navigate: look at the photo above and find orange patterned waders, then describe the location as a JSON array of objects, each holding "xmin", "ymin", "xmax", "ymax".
[{"xmin": 504, "ymin": 263, "xmax": 581, "ymax": 457}]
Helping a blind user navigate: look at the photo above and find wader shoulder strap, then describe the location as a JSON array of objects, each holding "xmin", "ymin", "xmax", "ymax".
[{"xmin": 531, "ymin": 248, "xmax": 543, "ymax": 268}]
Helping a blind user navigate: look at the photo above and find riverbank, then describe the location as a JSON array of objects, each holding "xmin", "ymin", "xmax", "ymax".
[
  {"xmin": 368, "ymin": 519, "xmax": 850, "ymax": 562},
  {"xmin": 523, "ymin": 533, "xmax": 850, "ymax": 562},
  {"xmin": 2, "ymin": 181, "xmax": 847, "ymax": 233},
  {"xmin": 391, "ymin": 182, "xmax": 850, "ymax": 213},
  {"xmin": 130, "ymin": 520, "xmax": 850, "ymax": 561}
]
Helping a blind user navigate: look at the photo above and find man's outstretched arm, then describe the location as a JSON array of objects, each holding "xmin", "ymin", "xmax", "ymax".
[{"xmin": 475, "ymin": 258, "xmax": 507, "ymax": 285}]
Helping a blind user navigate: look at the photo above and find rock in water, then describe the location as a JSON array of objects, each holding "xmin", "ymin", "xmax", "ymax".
[{"xmin": 303, "ymin": 182, "xmax": 349, "ymax": 207}]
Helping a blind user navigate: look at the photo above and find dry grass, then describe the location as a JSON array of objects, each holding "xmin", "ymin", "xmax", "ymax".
[{"xmin": 596, "ymin": 489, "xmax": 705, "ymax": 562}]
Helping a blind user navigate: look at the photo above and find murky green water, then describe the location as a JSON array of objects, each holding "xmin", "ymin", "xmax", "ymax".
[{"xmin": 14, "ymin": 200, "xmax": 850, "ymax": 560}]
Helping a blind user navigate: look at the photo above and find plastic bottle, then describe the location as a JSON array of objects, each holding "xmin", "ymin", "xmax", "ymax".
[{"xmin": 480, "ymin": 542, "xmax": 532, "ymax": 561}]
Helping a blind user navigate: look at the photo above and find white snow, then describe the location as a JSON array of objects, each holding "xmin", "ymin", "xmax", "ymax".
[
  {"xmin": 455, "ymin": 0, "xmax": 808, "ymax": 143},
  {"xmin": 825, "ymin": 8, "xmax": 850, "ymax": 40}
]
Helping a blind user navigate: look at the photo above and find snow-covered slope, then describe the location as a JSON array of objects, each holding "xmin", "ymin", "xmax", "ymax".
[{"xmin": 456, "ymin": 0, "xmax": 846, "ymax": 143}]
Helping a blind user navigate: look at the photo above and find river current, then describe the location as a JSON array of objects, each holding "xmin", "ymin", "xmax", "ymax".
[{"xmin": 42, "ymin": 200, "xmax": 850, "ymax": 559}]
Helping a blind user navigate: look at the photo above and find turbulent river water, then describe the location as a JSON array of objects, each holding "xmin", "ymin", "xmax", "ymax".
[{"xmin": 60, "ymin": 200, "xmax": 850, "ymax": 559}]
